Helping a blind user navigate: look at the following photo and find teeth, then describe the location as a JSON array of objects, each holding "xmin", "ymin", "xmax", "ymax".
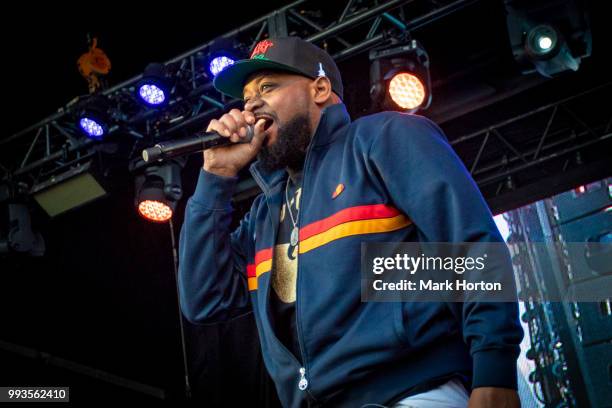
[{"xmin": 258, "ymin": 118, "xmax": 273, "ymax": 130}]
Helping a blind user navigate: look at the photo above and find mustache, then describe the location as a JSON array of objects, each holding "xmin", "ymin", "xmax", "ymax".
[{"xmin": 253, "ymin": 111, "xmax": 278, "ymax": 122}]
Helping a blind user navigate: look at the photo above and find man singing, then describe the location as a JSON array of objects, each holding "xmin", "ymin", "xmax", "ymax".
[{"xmin": 178, "ymin": 36, "xmax": 523, "ymax": 408}]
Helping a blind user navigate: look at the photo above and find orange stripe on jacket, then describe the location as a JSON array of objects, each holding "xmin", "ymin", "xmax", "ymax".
[
  {"xmin": 248, "ymin": 247, "xmax": 274, "ymax": 290},
  {"xmin": 299, "ymin": 214, "xmax": 411, "ymax": 254},
  {"xmin": 247, "ymin": 205, "xmax": 411, "ymax": 290},
  {"xmin": 300, "ymin": 204, "xmax": 403, "ymax": 240}
]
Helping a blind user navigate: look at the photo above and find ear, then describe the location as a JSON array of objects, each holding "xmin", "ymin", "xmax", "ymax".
[{"xmin": 311, "ymin": 76, "xmax": 333, "ymax": 105}]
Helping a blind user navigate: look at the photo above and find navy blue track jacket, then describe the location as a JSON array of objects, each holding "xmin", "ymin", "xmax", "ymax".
[{"xmin": 178, "ymin": 103, "xmax": 523, "ymax": 407}]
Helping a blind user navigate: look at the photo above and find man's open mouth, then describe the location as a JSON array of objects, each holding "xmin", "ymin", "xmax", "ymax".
[{"xmin": 255, "ymin": 115, "xmax": 275, "ymax": 131}]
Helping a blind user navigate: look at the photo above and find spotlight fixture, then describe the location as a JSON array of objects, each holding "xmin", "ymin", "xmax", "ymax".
[
  {"xmin": 209, "ymin": 55, "xmax": 235, "ymax": 77},
  {"xmin": 369, "ymin": 39, "xmax": 431, "ymax": 113},
  {"xmin": 79, "ymin": 117, "xmax": 105, "ymax": 139},
  {"xmin": 527, "ymin": 25, "xmax": 557, "ymax": 56},
  {"xmin": 30, "ymin": 160, "xmax": 107, "ymax": 218},
  {"xmin": 76, "ymin": 94, "xmax": 111, "ymax": 140},
  {"xmin": 137, "ymin": 63, "xmax": 171, "ymax": 106},
  {"xmin": 134, "ymin": 160, "xmax": 183, "ymax": 223},
  {"xmin": 505, "ymin": 0, "xmax": 591, "ymax": 77},
  {"xmin": 206, "ymin": 37, "xmax": 240, "ymax": 78},
  {"xmin": 0, "ymin": 203, "xmax": 45, "ymax": 256}
]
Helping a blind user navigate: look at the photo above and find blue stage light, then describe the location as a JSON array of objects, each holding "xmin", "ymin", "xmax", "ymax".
[
  {"xmin": 138, "ymin": 83, "xmax": 166, "ymax": 105},
  {"xmin": 79, "ymin": 117, "xmax": 105, "ymax": 139},
  {"xmin": 209, "ymin": 56, "xmax": 235, "ymax": 76}
]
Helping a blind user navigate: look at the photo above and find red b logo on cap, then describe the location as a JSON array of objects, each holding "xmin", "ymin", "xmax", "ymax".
[{"xmin": 250, "ymin": 40, "xmax": 274, "ymax": 59}]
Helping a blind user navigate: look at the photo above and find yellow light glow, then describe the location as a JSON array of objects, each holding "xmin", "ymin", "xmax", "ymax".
[{"xmin": 388, "ymin": 72, "xmax": 426, "ymax": 110}]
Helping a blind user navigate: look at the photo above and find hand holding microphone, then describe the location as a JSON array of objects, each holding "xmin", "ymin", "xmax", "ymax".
[
  {"xmin": 203, "ymin": 109, "xmax": 269, "ymax": 178},
  {"xmin": 141, "ymin": 109, "xmax": 270, "ymax": 178}
]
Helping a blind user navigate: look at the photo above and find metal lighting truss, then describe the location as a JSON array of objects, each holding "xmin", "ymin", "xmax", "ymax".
[
  {"xmin": 1, "ymin": 0, "xmax": 477, "ymax": 192},
  {"xmin": 2, "ymin": 0, "xmax": 607, "ymax": 210},
  {"xmin": 449, "ymin": 82, "xmax": 612, "ymax": 213}
]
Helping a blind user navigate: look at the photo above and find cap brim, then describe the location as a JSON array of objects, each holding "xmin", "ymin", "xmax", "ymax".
[{"xmin": 213, "ymin": 59, "xmax": 311, "ymax": 100}]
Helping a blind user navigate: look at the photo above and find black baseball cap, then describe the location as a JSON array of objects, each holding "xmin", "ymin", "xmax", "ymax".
[{"xmin": 213, "ymin": 36, "xmax": 344, "ymax": 100}]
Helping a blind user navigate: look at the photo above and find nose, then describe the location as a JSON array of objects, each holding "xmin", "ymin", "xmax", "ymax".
[{"xmin": 244, "ymin": 95, "xmax": 263, "ymax": 112}]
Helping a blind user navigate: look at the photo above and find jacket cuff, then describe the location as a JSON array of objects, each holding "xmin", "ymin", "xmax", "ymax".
[
  {"xmin": 191, "ymin": 168, "xmax": 238, "ymax": 210},
  {"xmin": 472, "ymin": 349, "xmax": 518, "ymax": 389}
]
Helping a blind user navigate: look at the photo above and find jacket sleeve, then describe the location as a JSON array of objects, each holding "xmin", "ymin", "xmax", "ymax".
[
  {"xmin": 368, "ymin": 113, "xmax": 524, "ymax": 390},
  {"xmin": 178, "ymin": 168, "xmax": 254, "ymax": 324}
]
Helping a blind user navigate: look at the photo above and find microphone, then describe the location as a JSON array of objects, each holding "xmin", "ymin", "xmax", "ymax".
[{"xmin": 142, "ymin": 125, "xmax": 255, "ymax": 163}]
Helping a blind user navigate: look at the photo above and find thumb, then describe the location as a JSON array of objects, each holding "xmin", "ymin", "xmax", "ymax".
[{"xmin": 249, "ymin": 118, "xmax": 268, "ymax": 150}]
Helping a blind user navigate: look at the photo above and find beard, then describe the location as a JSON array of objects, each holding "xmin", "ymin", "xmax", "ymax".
[{"xmin": 257, "ymin": 113, "xmax": 313, "ymax": 172}]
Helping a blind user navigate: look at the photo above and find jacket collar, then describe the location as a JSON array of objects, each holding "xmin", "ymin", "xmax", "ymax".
[{"xmin": 249, "ymin": 103, "xmax": 351, "ymax": 194}]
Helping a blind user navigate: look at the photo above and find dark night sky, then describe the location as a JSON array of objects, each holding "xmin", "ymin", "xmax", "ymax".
[{"xmin": 3, "ymin": 1, "xmax": 294, "ymax": 137}]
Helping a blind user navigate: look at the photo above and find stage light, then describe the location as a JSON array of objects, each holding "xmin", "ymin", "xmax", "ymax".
[
  {"xmin": 138, "ymin": 199, "xmax": 173, "ymax": 222},
  {"xmin": 138, "ymin": 84, "xmax": 166, "ymax": 105},
  {"xmin": 537, "ymin": 35, "xmax": 553, "ymax": 52},
  {"xmin": 369, "ymin": 39, "xmax": 431, "ymax": 113},
  {"xmin": 133, "ymin": 160, "xmax": 184, "ymax": 223},
  {"xmin": 0, "ymin": 203, "xmax": 45, "ymax": 256},
  {"xmin": 30, "ymin": 160, "xmax": 107, "ymax": 217},
  {"xmin": 388, "ymin": 72, "xmax": 426, "ymax": 110},
  {"xmin": 75, "ymin": 95, "xmax": 111, "ymax": 140},
  {"xmin": 205, "ymin": 37, "xmax": 241, "ymax": 78},
  {"xmin": 79, "ymin": 117, "xmax": 105, "ymax": 139},
  {"xmin": 137, "ymin": 63, "xmax": 170, "ymax": 107},
  {"xmin": 527, "ymin": 25, "xmax": 558, "ymax": 57},
  {"xmin": 505, "ymin": 0, "xmax": 591, "ymax": 77},
  {"xmin": 209, "ymin": 55, "xmax": 235, "ymax": 76},
  {"xmin": 539, "ymin": 36, "xmax": 552, "ymax": 51},
  {"xmin": 136, "ymin": 176, "xmax": 174, "ymax": 222}
]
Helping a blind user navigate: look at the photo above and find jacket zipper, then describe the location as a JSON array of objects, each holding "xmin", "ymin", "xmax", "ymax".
[
  {"xmin": 251, "ymin": 131, "xmax": 323, "ymax": 402},
  {"xmin": 294, "ymin": 140, "xmax": 316, "ymax": 399},
  {"xmin": 253, "ymin": 169, "xmax": 315, "ymax": 401},
  {"xmin": 298, "ymin": 367, "xmax": 308, "ymax": 390}
]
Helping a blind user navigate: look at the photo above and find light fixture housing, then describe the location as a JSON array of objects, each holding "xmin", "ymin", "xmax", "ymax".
[
  {"xmin": 76, "ymin": 94, "xmax": 112, "ymax": 140},
  {"xmin": 30, "ymin": 160, "xmax": 108, "ymax": 218},
  {"xmin": 206, "ymin": 37, "xmax": 242, "ymax": 78},
  {"xmin": 136, "ymin": 63, "xmax": 171, "ymax": 107},
  {"xmin": 133, "ymin": 160, "xmax": 183, "ymax": 223},
  {"xmin": 505, "ymin": 0, "xmax": 591, "ymax": 77},
  {"xmin": 369, "ymin": 39, "xmax": 432, "ymax": 113},
  {"xmin": 0, "ymin": 203, "xmax": 45, "ymax": 256}
]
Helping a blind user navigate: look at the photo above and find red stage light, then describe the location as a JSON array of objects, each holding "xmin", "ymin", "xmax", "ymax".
[{"xmin": 138, "ymin": 200, "xmax": 173, "ymax": 222}]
